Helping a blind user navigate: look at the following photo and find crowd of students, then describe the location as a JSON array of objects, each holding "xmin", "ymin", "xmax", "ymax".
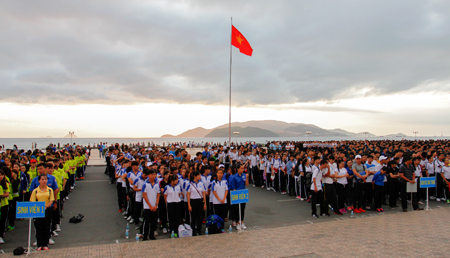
[
  {"xmin": 0, "ymin": 146, "xmax": 88, "ymax": 251},
  {"xmin": 104, "ymin": 138, "xmax": 450, "ymax": 240}
]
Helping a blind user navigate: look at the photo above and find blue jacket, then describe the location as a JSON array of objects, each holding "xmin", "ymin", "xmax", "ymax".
[
  {"xmin": 230, "ymin": 173, "xmax": 246, "ymax": 191},
  {"xmin": 29, "ymin": 174, "xmax": 59, "ymax": 193}
]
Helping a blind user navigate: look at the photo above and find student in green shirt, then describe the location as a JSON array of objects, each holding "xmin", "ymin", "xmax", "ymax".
[{"xmin": 0, "ymin": 170, "xmax": 10, "ymax": 244}]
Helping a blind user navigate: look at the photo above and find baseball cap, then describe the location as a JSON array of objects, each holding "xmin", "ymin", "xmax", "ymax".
[
  {"xmin": 355, "ymin": 155, "xmax": 362, "ymax": 159},
  {"xmin": 379, "ymin": 156, "xmax": 387, "ymax": 161},
  {"xmin": 30, "ymin": 159, "xmax": 37, "ymax": 163},
  {"xmin": 218, "ymin": 164, "xmax": 225, "ymax": 168}
]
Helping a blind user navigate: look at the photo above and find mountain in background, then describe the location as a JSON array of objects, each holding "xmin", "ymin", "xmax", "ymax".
[
  {"xmin": 160, "ymin": 120, "xmax": 396, "ymax": 138},
  {"xmin": 205, "ymin": 126, "xmax": 279, "ymax": 137},
  {"xmin": 63, "ymin": 134, "xmax": 78, "ymax": 138}
]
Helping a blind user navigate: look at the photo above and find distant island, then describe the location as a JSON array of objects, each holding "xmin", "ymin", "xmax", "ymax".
[{"xmin": 160, "ymin": 120, "xmax": 406, "ymax": 138}]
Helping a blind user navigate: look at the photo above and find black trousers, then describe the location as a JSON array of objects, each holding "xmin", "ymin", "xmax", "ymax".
[
  {"xmin": 167, "ymin": 202, "xmax": 180, "ymax": 234},
  {"xmin": 252, "ymin": 167, "xmax": 261, "ymax": 186},
  {"xmin": 52, "ymin": 199, "xmax": 61, "ymax": 231},
  {"xmin": 374, "ymin": 184, "xmax": 383, "ymax": 209},
  {"xmin": 213, "ymin": 203, "xmax": 227, "ymax": 230},
  {"xmin": 142, "ymin": 209, "xmax": 158, "ymax": 240},
  {"xmin": 232, "ymin": 203, "xmax": 246, "ymax": 222},
  {"xmin": 69, "ymin": 174, "xmax": 75, "ymax": 188},
  {"xmin": 259, "ymin": 170, "xmax": 265, "ymax": 187},
  {"xmin": 444, "ymin": 180, "xmax": 450, "ymax": 200},
  {"xmin": 8, "ymin": 197, "xmax": 18, "ymax": 227},
  {"xmin": 116, "ymin": 183, "xmax": 124, "ymax": 210},
  {"xmin": 158, "ymin": 196, "xmax": 167, "ymax": 228},
  {"xmin": 134, "ymin": 201, "xmax": 142, "ymax": 225},
  {"xmin": 388, "ymin": 179, "xmax": 399, "ymax": 207},
  {"xmin": 205, "ymin": 196, "xmax": 211, "ymax": 217},
  {"xmin": 34, "ymin": 208, "xmax": 51, "ymax": 248},
  {"xmin": 363, "ymin": 182, "xmax": 373, "ymax": 205},
  {"xmin": 280, "ymin": 173, "xmax": 287, "ymax": 192},
  {"xmin": 0, "ymin": 205, "xmax": 8, "ymax": 237},
  {"xmin": 311, "ymin": 190, "xmax": 326, "ymax": 215},
  {"xmin": 108, "ymin": 166, "xmax": 116, "ymax": 184},
  {"xmin": 436, "ymin": 173, "xmax": 444, "ymax": 199},
  {"xmin": 287, "ymin": 175, "xmax": 295, "ymax": 195},
  {"xmin": 184, "ymin": 202, "xmax": 190, "ymax": 225},
  {"xmin": 266, "ymin": 173, "xmax": 273, "ymax": 189},
  {"xmin": 336, "ymin": 183, "xmax": 347, "ymax": 209},
  {"xmin": 324, "ymin": 184, "xmax": 339, "ymax": 214},
  {"xmin": 189, "ymin": 199, "xmax": 203, "ymax": 233},
  {"xmin": 226, "ymin": 193, "xmax": 232, "ymax": 220},
  {"xmin": 300, "ymin": 175, "xmax": 308, "ymax": 199},
  {"xmin": 273, "ymin": 173, "xmax": 280, "ymax": 192},
  {"xmin": 400, "ymin": 182, "xmax": 418, "ymax": 210},
  {"xmin": 354, "ymin": 183, "xmax": 364, "ymax": 209}
]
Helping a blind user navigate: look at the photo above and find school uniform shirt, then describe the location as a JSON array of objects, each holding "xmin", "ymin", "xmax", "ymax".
[
  {"xmin": 142, "ymin": 181, "xmax": 160, "ymax": 209},
  {"xmin": 211, "ymin": 179, "xmax": 228, "ymax": 204},
  {"xmin": 133, "ymin": 176, "xmax": 146, "ymax": 202},
  {"xmin": 201, "ymin": 174, "xmax": 211, "ymax": 191},
  {"xmin": 30, "ymin": 186, "xmax": 54, "ymax": 206},
  {"xmin": 372, "ymin": 171, "xmax": 385, "ymax": 186},
  {"xmin": 230, "ymin": 173, "xmax": 246, "ymax": 191},
  {"xmin": 310, "ymin": 165, "xmax": 323, "ymax": 191},
  {"xmin": 181, "ymin": 178, "xmax": 190, "ymax": 202},
  {"xmin": 265, "ymin": 157, "xmax": 272, "ymax": 173},
  {"xmin": 186, "ymin": 181, "xmax": 206, "ymax": 200},
  {"xmin": 365, "ymin": 162, "xmax": 377, "ymax": 183},
  {"xmin": 434, "ymin": 160, "xmax": 445, "ymax": 174},
  {"xmin": 336, "ymin": 168, "xmax": 348, "ymax": 185},
  {"xmin": 414, "ymin": 165, "xmax": 422, "ymax": 177},
  {"xmin": 164, "ymin": 185, "xmax": 182, "ymax": 203},
  {"xmin": 442, "ymin": 166, "xmax": 450, "ymax": 180},
  {"xmin": 426, "ymin": 162, "xmax": 435, "ymax": 175},
  {"xmin": 286, "ymin": 160, "xmax": 297, "ymax": 175},
  {"xmin": 249, "ymin": 154, "xmax": 259, "ymax": 167},
  {"xmin": 20, "ymin": 171, "xmax": 29, "ymax": 193},
  {"xmin": 273, "ymin": 159, "xmax": 281, "ymax": 173},
  {"xmin": 29, "ymin": 174, "xmax": 59, "ymax": 193},
  {"xmin": 127, "ymin": 171, "xmax": 141, "ymax": 188}
]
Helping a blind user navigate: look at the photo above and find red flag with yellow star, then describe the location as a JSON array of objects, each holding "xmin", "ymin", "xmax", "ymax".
[{"xmin": 231, "ymin": 25, "xmax": 253, "ymax": 56}]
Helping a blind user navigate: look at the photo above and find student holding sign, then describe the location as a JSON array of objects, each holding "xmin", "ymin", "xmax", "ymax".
[
  {"xmin": 30, "ymin": 174, "xmax": 55, "ymax": 251},
  {"xmin": 229, "ymin": 164, "xmax": 248, "ymax": 230}
]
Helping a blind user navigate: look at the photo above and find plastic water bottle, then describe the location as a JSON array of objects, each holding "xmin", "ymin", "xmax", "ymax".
[
  {"xmin": 351, "ymin": 210, "xmax": 354, "ymax": 218},
  {"xmin": 229, "ymin": 225, "xmax": 232, "ymax": 233},
  {"xmin": 135, "ymin": 233, "xmax": 139, "ymax": 242},
  {"xmin": 205, "ymin": 227, "xmax": 209, "ymax": 236},
  {"xmin": 125, "ymin": 222, "xmax": 129, "ymax": 239},
  {"xmin": 171, "ymin": 231, "xmax": 175, "ymax": 239}
]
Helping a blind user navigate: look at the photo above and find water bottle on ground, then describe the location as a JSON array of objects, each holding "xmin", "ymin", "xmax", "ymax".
[
  {"xmin": 229, "ymin": 225, "xmax": 232, "ymax": 233},
  {"xmin": 171, "ymin": 231, "xmax": 175, "ymax": 239},
  {"xmin": 351, "ymin": 210, "xmax": 354, "ymax": 218},
  {"xmin": 205, "ymin": 227, "xmax": 209, "ymax": 236},
  {"xmin": 126, "ymin": 222, "xmax": 129, "ymax": 239},
  {"xmin": 136, "ymin": 233, "xmax": 139, "ymax": 242}
]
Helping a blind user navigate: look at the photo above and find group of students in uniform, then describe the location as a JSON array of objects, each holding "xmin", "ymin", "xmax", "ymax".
[
  {"xmin": 0, "ymin": 146, "xmax": 88, "ymax": 250},
  {"xmin": 105, "ymin": 144, "xmax": 250, "ymax": 240}
]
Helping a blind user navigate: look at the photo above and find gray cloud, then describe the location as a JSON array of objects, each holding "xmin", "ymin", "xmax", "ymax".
[{"xmin": 1, "ymin": 0, "xmax": 450, "ymax": 106}]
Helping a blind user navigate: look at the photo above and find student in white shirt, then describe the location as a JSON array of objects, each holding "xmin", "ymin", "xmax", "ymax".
[
  {"xmin": 440, "ymin": 158, "xmax": 450, "ymax": 203},
  {"xmin": 164, "ymin": 174, "xmax": 183, "ymax": 237},
  {"xmin": 335, "ymin": 159, "xmax": 349, "ymax": 214},
  {"xmin": 133, "ymin": 171, "xmax": 147, "ymax": 229},
  {"xmin": 142, "ymin": 169, "xmax": 160, "ymax": 241},
  {"xmin": 187, "ymin": 171, "xmax": 206, "ymax": 236},
  {"xmin": 311, "ymin": 157, "xmax": 326, "ymax": 218},
  {"xmin": 211, "ymin": 168, "xmax": 228, "ymax": 233}
]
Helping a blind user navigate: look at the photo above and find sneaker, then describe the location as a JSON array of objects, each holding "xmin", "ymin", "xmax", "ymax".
[
  {"xmin": 135, "ymin": 226, "xmax": 140, "ymax": 230},
  {"xmin": 122, "ymin": 211, "xmax": 127, "ymax": 216},
  {"xmin": 418, "ymin": 201, "xmax": 424, "ymax": 205},
  {"xmin": 236, "ymin": 224, "xmax": 241, "ymax": 230},
  {"xmin": 48, "ymin": 238, "xmax": 55, "ymax": 245},
  {"xmin": 342, "ymin": 209, "xmax": 347, "ymax": 214},
  {"xmin": 0, "ymin": 237, "xmax": 3, "ymax": 244},
  {"xmin": 33, "ymin": 241, "xmax": 37, "ymax": 246},
  {"xmin": 253, "ymin": 185, "xmax": 255, "ymax": 187},
  {"xmin": 376, "ymin": 208, "xmax": 381, "ymax": 212},
  {"xmin": 447, "ymin": 199, "xmax": 450, "ymax": 204},
  {"xmin": 127, "ymin": 216, "xmax": 132, "ymax": 221},
  {"xmin": 441, "ymin": 198, "xmax": 446, "ymax": 201},
  {"xmin": 154, "ymin": 231, "xmax": 158, "ymax": 236},
  {"xmin": 56, "ymin": 225, "xmax": 61, "ymax": 232},
  {"xmin": 380, "ymin": 208, "xmax": 384, "ymax": 212},
  {"xmin": 43, "ymin": 247, "xmax": 49, "ymax": 251},
  {"xmin": 436, "ymin": 198, "xmax": 441, "ymax": 202},
  {"xmin": 70, "ymin": 186, "xmax": 74, "ymax": 190},
  {"xmin": 316, "ymin": 204, "xmax": 320, "ymax": 206},
  {"xmin": 321, "ymin": 213, "xmax": 330, "ymax": 217},
  {"xmin": 241, "ymin": 223, "xmax": 247, "ymax": 230},
  {"xmin": 36, "ymin": 247, "xmax": 42, "ymax": 251},
  {"xmin": 354, "ymin": 208, "xmax": 361, "ymax": 213},
  {"xmin": 65, "ymin": 196, "xmax": 69, "ymax": 200},
  {"xmin": 430, "ymin": 196, "xmax": 436, "ymax": 200},
  {"xmin": 118, "ymin": 209, "xmax": 122, "ymax": 213},
  {"xmin": 52, "ymin": 231, "xmax": 58, "ymax": 237},
  {"xmin": 334, "ymin": 212, "xmax": 342, "ymax": 215},
  {"xmin": 312, "ymin": 214, "xmax": 318, "ymax": 219},
  {"xmin": 129, "ymin": 219, "xmax": 134, "ymax": 224},
  {"xmin": 261, "ymin": 185, "xmax": 265, "ymax": 188},
  {"xmin": 221, "ymin": 229, "xmax": 225, "ymax": 233},
  {"xmin": 273, "ymin": 188, "xmax": 277, "ymax": 193},
  {"xmin": 407, "ymin": 200, "xmax": 411, "ymax": 204},
  {"xmin": 266, "ymin": 187, "xmax": 271, "ymax": 191},
  {"xmin": 359, "ymin": 208, "xmax": 366, "ymax": 213},
  {"xmin": 124, "ymin": 216, "xmax": 128, "ymax": 219},
  {"xmin": 232, "ymin": 221, "xmax": 236, "ymax": 227},
  {"xmin": 163, "ymin": 228, "xmax": 168, "ymax": 234}
]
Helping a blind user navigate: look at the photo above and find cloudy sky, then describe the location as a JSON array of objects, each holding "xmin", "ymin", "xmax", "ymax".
[{"xmin": 1, "ymin": 0, "xmax": 450, "ymax": 138}]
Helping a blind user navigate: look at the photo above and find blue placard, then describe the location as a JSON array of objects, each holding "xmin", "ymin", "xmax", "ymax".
[
  {"xmin": 420, "ymin": 177, "xmax": 436, "ymax": 188},
  {"xmin": 16, "ymin": 202, "xmax": 46, "ymax": 219},
  {"xmin": 230, "ymin": 189, "xmax": 249, "ymax": 205}
]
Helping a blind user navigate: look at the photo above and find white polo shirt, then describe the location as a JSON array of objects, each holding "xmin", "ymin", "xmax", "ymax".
[
  {"xmin": 186, "ymin": 181, "xmax": 205, "ymax": 200},
  {"xmin": 164, "ymin": 185, "xmax": 182, "ymax": 203},
  {"xmin": 142, "ymin": 181, "xmax": 160, "ymax": 209},
  {"xmin": 336, "ymin": 168, "xmax": 348, "ymax": 185},
  {"xmin": 133, "ymin": 176, "xmax": 146, "ymax": 202},
  {"xmin": 311, "ymin": 165, "xmax": 323, "ymax": 191},
  {"xmin": 211, "ymin": 179, "xmax": 228, "ymax": 205}
]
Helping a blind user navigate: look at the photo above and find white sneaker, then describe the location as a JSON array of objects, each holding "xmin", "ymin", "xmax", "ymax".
[
  {"xmin": 430, "ymin": 196, "xmax": 436, "ymax": 200},
  {"xmin": 129, "ymin": 219, "xmax": 134, "ymax": 224},
  {"xmin": 52, "ymin": 231, "xmax": 58, "ymax": 237},
  {"xmin": 70, "ymin": 186, "xmax": 74, "ymax": 190},
  {"xmin": 154, "ymin": 231, "xmax": 158, "ymax": 236},
  {"xmin": 135, "ymin": 225, "xmax": 139, "ymax": 230},
  {"xmin": 232, "ymin": 221, "xmax": 236, "ymax": 227},
  {"xmin": 437, "ymin": 198, "xmax": 441, "ymax": 202},
  {"xmin": 33, "ymin": 241, "xmax": 37, "ymax": 246},
  {"xmin": 236, "ymin": 223, "xmax": 241, "ymax": 230},
  {"xmin": 49, "ymin": 238, "xmax": 55, "ymax": 245},
  {"xmin": 0, "ymin": 237, "xmax": 4, "ymax": 244},
  {"xmin": 55, "ymin": 225, "xmax": 61, "ymax": 232},
  {"xmin": 122, "ymin": 211, "xmax": 127, "ymax": 216},
  {"xmin": 241, "ymin": 223, "xmax": 247, "ymax": 230},
  {"xmin": 127, "ymin": 216, "xmax": 132, "ymax": 221},
  {"xmin": 273, "ymin": 189, "xmax": 277, "ymax": 192},
  {"xmin": 65, "ymin": 196, "xmax": 69, "ymax": 200},
  {"xmin": 266, "ymin": 187, "xmax": 271, "ymax": 191},
  {"xmin": 441, "ymin": 198, "xmax": 446, "ymax": 201},
  {"xmin": 253, "ymin": 185, "xmax": 255, "ymax": 187},
  {"xmin": 163, "ymin": 228, "xmax": 168, "ymax": 234}
]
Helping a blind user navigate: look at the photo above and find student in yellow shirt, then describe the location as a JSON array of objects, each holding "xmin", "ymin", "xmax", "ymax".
[
  {"xmin": 0, "ymin": 170, "xmax": 10, "ymax": 244},
  {"xmin": 30, "ymin": 174, "xmax": 54, "ymax": 251}
]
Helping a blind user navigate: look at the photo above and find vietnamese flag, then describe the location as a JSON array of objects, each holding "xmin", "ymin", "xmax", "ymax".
[{"xmin": 231, "ymin": 25, "xmax": 253, "ymax": 56}]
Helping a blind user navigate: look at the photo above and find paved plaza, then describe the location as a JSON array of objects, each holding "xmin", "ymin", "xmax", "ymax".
[{"xmin": 2, "ymin": 150, "xmax": 448, "ymax": 257}]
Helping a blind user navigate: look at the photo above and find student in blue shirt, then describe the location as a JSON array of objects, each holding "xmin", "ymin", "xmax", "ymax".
[
  {"xmin": 29, "ymin": 164, "xmax": 58, "ymax": 194},
  {"xmin": 229, "ymin": 164, "xmax": 248, "ymax": 230},
  {"xmin": 372, "ymin": 167, "xmax": 388, "ymax": 212}
]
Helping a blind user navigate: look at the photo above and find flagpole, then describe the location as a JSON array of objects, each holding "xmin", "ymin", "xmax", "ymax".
[{"xmin": 229, "ymin": 17, "xmax": 233, "ymax": 147}]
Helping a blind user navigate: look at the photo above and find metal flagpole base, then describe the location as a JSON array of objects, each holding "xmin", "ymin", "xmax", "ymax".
[
  {"xmin": 238, "ymin": 203, "xmax": 242, "ymax": 235},
  {"xmin": 26, "ymin": 218, "xmax": 36, "ymax": 257}
]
